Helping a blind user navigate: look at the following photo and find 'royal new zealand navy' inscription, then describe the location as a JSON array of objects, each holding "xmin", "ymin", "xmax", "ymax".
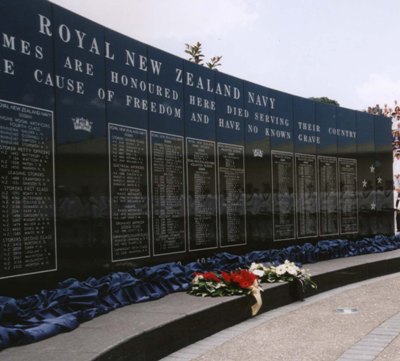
[{"xmin": 0, "ymin": 0, "xmax": 393, "ymax": 286}]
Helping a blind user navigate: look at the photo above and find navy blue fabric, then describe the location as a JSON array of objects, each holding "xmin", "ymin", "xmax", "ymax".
[{"xmin": 1, "ymin": 234, "xmax": 400, "ymax": 350}]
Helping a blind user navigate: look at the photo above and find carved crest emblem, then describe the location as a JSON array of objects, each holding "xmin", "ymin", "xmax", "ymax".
[
  {"xmin": 72, "ymin": 117, "xmax": 93, "ymax": 132},
  {"xmin": 253, "ymin": 148, "xmax": 263, "ymax": 158}
]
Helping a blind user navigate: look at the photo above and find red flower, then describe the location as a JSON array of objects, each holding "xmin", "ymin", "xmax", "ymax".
[
  {"xmin": 221, "ymin": 271, "xmax": 231, "ymax": 283},
  {"xmin": 231, "ymin": 270, "xmax": 257, "ymax": 289},
  {"xmin": 202, "ymin": 272, "xmax": 221, "ymax": 283}
]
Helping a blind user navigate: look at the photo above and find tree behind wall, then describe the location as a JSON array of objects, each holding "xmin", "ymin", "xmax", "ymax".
[
  {"xmin": 185, "ymin": 41, "xmax": 222, "ymax": 70},
  {"xmin": 309, "ymin": 96, "xmax": 340, "ymax": 107}
]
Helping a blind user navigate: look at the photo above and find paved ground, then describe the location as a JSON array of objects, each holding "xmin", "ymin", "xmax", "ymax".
[
  {"xmin": 162, "ymin": 273, "xmax": 400, "ymax": 361},
  {"xmin": 3, "ymin": 250, "xmax": 400, "ymax": 361}
]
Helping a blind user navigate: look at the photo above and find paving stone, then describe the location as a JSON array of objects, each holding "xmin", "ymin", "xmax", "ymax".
[
  {"xmin": 5, "ymin": 252, "xmax": 400, "ymax": 361},
  {"xmin": 351, "ymin": 345, "xmax": 384, "ymax": 352},
  {"xmin": 339, "ymin": 352, "xmax": 376, "ymax": 360}
]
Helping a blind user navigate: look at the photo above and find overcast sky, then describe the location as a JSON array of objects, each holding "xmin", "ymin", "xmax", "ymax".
[{"xmin": 49, "ymin": 0, "xmax": 400, "ymax": 111}]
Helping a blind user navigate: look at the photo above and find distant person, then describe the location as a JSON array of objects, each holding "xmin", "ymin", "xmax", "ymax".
[
  {"xmin": 373, "ymin": 104, "xmax": 382, "ymax": 115},
  {"xmin": 394, "ymin": 150, "xmax": 400, "ymax": 232},
  {"xmin": 394, "ymin": 151, "xmax": 400, "ymax": 192},
  {"xmin": 383, "ymin": 103, "xmax": 389, "ymax": 117},
  {"xmin": 392, "ymin": 117, "xmax": 400, "ymax": 132}
]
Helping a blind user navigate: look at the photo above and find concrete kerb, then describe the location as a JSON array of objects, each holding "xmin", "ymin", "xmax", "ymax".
[{"xmin": 2, "ymin": 249, "xmax": 400, "ymax": 361}]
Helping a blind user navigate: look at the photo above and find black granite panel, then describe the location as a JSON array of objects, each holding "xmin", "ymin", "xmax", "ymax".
[
  {"xmin": 268, "ymin": 89, "xmax": 293, "ymax": 153},
  {"xmin": 215, "ymin": 72, "xmax": 246, "ymax": 247},
  {"xmin": 272, "ymin": 151, "xmax": 295, "ymax": 241},
  {"xmin": 183, "ymin": 61, "xmax": 216, "ymax": 141},
  {"xmin": 104, "ymin": 29, "xmax": 149, "ymax": 128},
  {"xmin": 104, "ymin": 30, "xmax": 151, "ymax": 261},
  {"xmin": 147, "ymin": 47, "xmax": 183, "ymax": 135},
  {"xmin": 315, "ymin": 103, "xmax": 338, "ymax": 237},
  {"xmin": 151, "ymin": 131, "xmax": 185, "ymax": 255},
  {"xmin": 186, "ymin": 138, "xmax": 218, "ymax": 251},
  {"xmin": 268, "ymin": 90, "xmax": 295, "ymax": 241},
  {"xmin": 218, "ymin": 142, "xmax": 246, "ymax": 247},
  {"xmin": 295, "ymin": 153, "xmax": 318, "ymax": 238},
  {"xmin": 339, "ymin": 158, "xmax": 358, "ymax": 234},
  {"xmin": 146, "ymin": 48, "xmax": 185, "ymax": 256},
  {"xmin": 293, "ymin": 97, "xmax": 317, "ymax": 238},
  {"xmin": 244, "ymin": 81, "xmax": 272, "ymax": 245},
  {"xmin": 293, "ymin": 96, "xmax": 317, "ymax": 155},
  {"xmin": 356, "ymin": 112, "xmax": 376, "ymax": 236},
  {"xmin": 317, "ymin": 156, "xmax": 339, "ymax": 236},
  {"xmin": 0, "ymin": 100, "xmax": 56, "ymax": 278},
  {"xmin": 215, "ymin": 72, "xmax": 244, "ymax": 144},
  {"xmin": 336, "ymin": 108, "xmax": 358, "ymax": 235},
  {"xmin": 0, "ymin": 0, "xmax": 57, "ymax": 280},
  {"xmin": 0, "ymin": 0, "xmax": 54, "ymax": 110},
  {"xmin": 109, "ymin": 124, "xmax": 150, "ymax": 260},
  {"xmin": 336, "ymin": 107, "xmax": 357, "ymax": 158},
  {"xmin": 374, "ymin": 115, "xmax": 394, "ymax": 235},
  {"xmin": 315, "ymin": 102, "xmax": 337, "ymax": 157},
  {"xmin": 183, "ymin": 61, "xmax": 218, "ymax": 251},
  {"xmin": 52, "ymin": 6, "xmax": 108, "ymax": 274}
]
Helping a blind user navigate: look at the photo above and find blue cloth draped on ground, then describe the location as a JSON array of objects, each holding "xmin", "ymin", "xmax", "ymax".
[{"xmin": 1, "ymin": 234, "xmax": 400, "ymax": 351}]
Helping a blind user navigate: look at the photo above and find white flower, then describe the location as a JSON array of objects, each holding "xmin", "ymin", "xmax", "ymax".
[
  {"xmin": 252, "ymin": 269, "xmax": 265, "ymax": 278},
  {"xmin": 249, "ymin": 262, "xmax": 260, "ymax": 271},
  {"xmin": 287, "ymin": 267, "xmax": 298, "ymax": 276},
  {"xmin": 275, "ymin": 265, "xmax": 286, "ymax": 276}
]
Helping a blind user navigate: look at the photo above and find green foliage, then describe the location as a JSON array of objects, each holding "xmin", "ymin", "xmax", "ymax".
[
  {"xmin": 206, "ymin": 56, "xmax": 223, "ymax": 69},
  {"xmin": 309, "ymin": 96, "xmax": 340, "ymax": 106},
  {"xmin": 250, "ymin": 261, "xmax": 317, "ymax": 292},
  {"xmin": 185, "ymin": 42, "xmax": 222, "ymax": 70},
  {"xmin": 184, "ymin": 41, "xmax": 204, "ymax": 65},
  {"xmin": 188, "ymin": 270, "xmax": 259, "ymax": 297}
]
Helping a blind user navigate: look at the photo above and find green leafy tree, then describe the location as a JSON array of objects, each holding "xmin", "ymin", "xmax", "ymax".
[
  {"xmin": 185, "ymin": 42, "xmax": 222, "ymax": 70},
  {"xmin": 309, "ymin": 96, "xmax": 339, "ymax": 106},
  {"xmin": 185, "ymin": 41, "xmax": 204, "ymax": 65},
  {"xmin": 206, "ymin": 56, "xmax": 222, "ymax": 70}
]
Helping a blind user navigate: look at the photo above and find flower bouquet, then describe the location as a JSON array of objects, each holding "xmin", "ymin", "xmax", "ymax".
[
  {"xmin": 249, "ymin": 260, "xmax": 317, "ymax": 292},
  {"xmin": 187, "ymin": 261, "xmax": 316, "ymax": 315},
  {"xmin": 188, "ymin": 269, "xmax": 263, "ymax": 315}
]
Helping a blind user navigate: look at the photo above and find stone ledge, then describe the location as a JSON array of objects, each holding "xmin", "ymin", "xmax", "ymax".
[{"xmin": 2, "ymin": 249, "xmax": 400, "ymax": 361}]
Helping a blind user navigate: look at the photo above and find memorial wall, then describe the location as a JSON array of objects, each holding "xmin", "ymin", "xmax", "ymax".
[{"xmin": 0, "ymin": 0, "xmax": 394, "ymax": 293}]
